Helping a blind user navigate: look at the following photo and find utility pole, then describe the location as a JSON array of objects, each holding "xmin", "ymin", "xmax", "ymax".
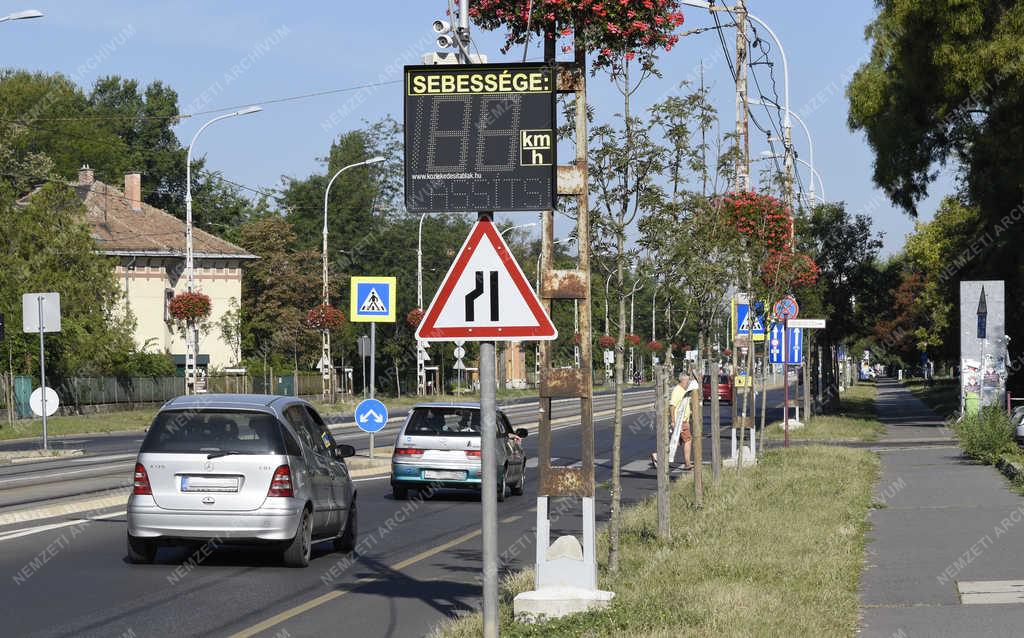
[{"xmin": 734, "ymin": 0, "xmax": 750, "ymax": 192}]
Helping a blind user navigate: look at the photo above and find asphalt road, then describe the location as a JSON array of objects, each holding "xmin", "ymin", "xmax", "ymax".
[
  {"xmin": 0, "ymin": 386, "xmax": 787, "ymax": 638},
  {"xmin": 0, "ymin": 388, "xmax": 658, "ymax": 509}
]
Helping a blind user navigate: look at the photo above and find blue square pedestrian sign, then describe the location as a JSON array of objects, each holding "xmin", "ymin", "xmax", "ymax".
[
  {"xmin": 350, "ymin": 276, "xmax": 396, "ymax": 323},
  {"xmin": 768, "ymin": 324, "xmax": 802, "ymax": 365},
  {"xmin": 732, "ymin": 298, "xmax": 766, "ymax": 341}
]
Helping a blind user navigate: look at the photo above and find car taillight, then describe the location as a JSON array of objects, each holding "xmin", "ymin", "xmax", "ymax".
[
  {"xmin": 394, "ymin": 448, "xmax": 424, "ymax": 457},
  {"xmin": 133, "ymin": 463, "xmax": 152, "ymax": 495},
  {"xmin": 267, "ymin": 465, "xmax": 293, "ymax": 497},
  {"xmin": 465, "ymin": 450, "xmax": 481, "ymax": 458}
]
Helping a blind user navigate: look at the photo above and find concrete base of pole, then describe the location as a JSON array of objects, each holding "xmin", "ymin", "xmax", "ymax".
[
  {"xmin": 786, "ymin": 420, "xmax": 805, "ymax": 430},
  {"xmin": 513, "ymin": 588, "xmax": 614, "ymax": 623},
  {"xmin": 723, "ymin": 446, "xmax": 757, "ymax": 467}
]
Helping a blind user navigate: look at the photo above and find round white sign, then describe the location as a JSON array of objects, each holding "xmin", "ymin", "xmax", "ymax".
[{"xmin": 30, "ymin": 387, "xmax": 59, "ymax": 417}]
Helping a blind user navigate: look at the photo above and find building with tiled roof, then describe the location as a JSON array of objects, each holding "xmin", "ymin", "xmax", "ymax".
[{"xmin": 72, "ymin": 165, "xmax": 256, "ymax": 373}]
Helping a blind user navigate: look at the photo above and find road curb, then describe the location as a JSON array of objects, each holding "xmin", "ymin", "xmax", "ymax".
[{"xmin": 0, "ymin": 489, "xmax": 129, "ymax": 527}]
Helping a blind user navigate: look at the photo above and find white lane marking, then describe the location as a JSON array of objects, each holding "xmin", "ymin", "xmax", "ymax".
[
  {"xmin": 66, "ymin": 453, "xmax": 137, "ymax": 464},
  {"xmin": 0, "ymin": 511, "xmax": 123, "ymax": 543},
  {"xmin": 622, "ymin": 459, "xmax": 652, "ymax": 472},
  {"xmin": 0, "ymin": 462, "xmax": 135, "ymax": 486},
  {"xmin": 352, "ymin": 475, "xmax": 391, "ymax": 483}
]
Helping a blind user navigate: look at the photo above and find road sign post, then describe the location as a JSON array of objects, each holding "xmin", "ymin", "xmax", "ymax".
[
  {"xmin": 418, "ymin": 214, "xmax": 557, "ymax": 634},
  {"xmin": 771, "ymin": 296, "xmax": 800, "ymax": 448},
  {"xmin": 23, "ymin": 293, "xmax": 60, "ymax": 451},
  {"xmin": 351, "ymin": 276, "xmax": 396, "ymax": 458}
]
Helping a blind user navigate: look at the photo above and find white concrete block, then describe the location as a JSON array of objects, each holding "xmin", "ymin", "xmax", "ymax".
[{"xmin": 513, "ymin": 587, "xmax": 614, "ymax": 623}]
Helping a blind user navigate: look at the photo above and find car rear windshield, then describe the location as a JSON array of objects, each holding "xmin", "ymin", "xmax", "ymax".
[
  {"xmin": 140, "ymin": 410, "xmax": 287, "ymax": 454},
  {"xmin": 703, "ymin": 376, "xmax": 731, "ymax": 384},
  {"xmin": 404, "ymin": 407, "xmax": 481, "ymax": 437}
]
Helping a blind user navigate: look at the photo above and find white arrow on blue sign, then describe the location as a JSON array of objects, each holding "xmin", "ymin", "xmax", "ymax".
[
  {"xmin": 768, "ymin": 324, "xmax": 802, "ymax": 365},
  {"xmin": 354, "ymin": 398, "xmax": 389, "ymax": 433}
]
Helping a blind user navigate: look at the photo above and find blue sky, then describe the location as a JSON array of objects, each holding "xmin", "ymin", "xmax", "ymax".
[{"xmin": 2, "ymin": 1, "xmax": 951, "ymax": 255}]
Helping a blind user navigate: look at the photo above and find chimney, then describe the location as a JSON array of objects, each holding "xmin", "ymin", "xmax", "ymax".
[
  {"xmin": 124, "ymin": 172, "xmax": 142, "ymax": 212},
  {"xmin": 78, "ymin": 164, "xmax": 94, "ymax": 186}
]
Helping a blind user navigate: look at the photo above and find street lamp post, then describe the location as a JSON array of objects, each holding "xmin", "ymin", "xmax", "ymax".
[
  {"xmin": 683, "ymin": 1, "xmax": 794, "ymax": 230},
  {"xmin": 184, "ymin": 106, "xmax": 262, "ymax": 395},
  {"xmin": 0, "ymin": 9, "xmax": 43, "ymax": 23},
  {"xmin": 757, "ymin": 152, "xmax": 826, "ymax": 204},
  {"xmin": 627, "ymin": 278, "xmax": 643, "ymax": 382},
  {"xmin": 751, "ymin": 98, "xmax": 818, "ymax": 202},
  {"xmin": 321, "ymin": 156, "xmax": 385, "ymax": 402}
]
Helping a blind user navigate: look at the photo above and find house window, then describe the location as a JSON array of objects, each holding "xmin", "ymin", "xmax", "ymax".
[{"xmin": 164, "ymin": 288, "xmax": 174, "ymax": 323}]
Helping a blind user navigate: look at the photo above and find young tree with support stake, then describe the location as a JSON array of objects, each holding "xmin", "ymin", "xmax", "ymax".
[{"xmin": 473, "ymin": 0, "xmax": 686, "ymax": 577}]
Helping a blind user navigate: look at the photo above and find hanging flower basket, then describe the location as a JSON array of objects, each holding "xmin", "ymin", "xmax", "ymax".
[
  {"xmin": 306, "ymin": 304, "xmax": 346, "ymax": 331},
  {"xmin": 572, "ymin": 332, "xmax": 582, "ymax": 345},
  {"xmin": 626, "ymin": 333, "xmax": 642, "ymax": 346},
  {"xmin": 407, "ymin": 307, "xmax": 425, "ymax": 328},
  {"xmin": 723, "ymin": 348, "xmax": 733, "ymax": 357},
  {"xmin": 168, "ymin": 292, "xmax": 212, "ymax": 321},
  {"xmin": 646, "ymin": 340, "xmax": 664, "ymax": 352},
  {"xmin": 598, "ymin": 335, "xmax": 617, "ymax": 349},
  {"xmin": 471, "ymin": 1, "xmax": 685, "ymax": 68}
]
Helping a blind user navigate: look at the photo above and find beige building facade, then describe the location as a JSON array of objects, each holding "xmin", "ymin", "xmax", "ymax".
[{"xmin": 73, "ymin": 167, "xmax": 256, "ymax": 371}]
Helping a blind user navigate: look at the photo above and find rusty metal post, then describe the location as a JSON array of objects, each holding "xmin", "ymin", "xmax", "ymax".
[{"xmin": 515, "ymin": 29, "xmax": 612, "ymax": 621}]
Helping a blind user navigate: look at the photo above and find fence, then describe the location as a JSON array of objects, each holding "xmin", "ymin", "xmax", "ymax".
[{"xmin": 0, "ymin": 372, "xmax": 327, "ymax": 417}]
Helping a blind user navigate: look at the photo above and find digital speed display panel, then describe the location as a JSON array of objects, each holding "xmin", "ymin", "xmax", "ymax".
[{"xmin": 404, "ymin": 63, "xmax": 557, "ymax": 213}]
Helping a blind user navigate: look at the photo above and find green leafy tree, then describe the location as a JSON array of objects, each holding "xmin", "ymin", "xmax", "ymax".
[{"xmin": 0, "ymin": 183, "xmax": 134, "ymax": 382}]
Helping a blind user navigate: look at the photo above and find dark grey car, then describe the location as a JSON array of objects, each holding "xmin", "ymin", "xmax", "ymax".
[{"xmin": 127, "ymin": 394, "xmax": 357, "ymax": 567}]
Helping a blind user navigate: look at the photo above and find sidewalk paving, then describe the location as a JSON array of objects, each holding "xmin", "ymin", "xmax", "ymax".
[{"xmin": 860, "ymin": 379, "xmax": 1024, "ymax": 637}]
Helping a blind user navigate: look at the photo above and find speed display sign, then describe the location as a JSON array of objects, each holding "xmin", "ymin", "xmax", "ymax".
[{"xmin": 404, "ymin": 63, "xmax": 556, "ymax": 213}]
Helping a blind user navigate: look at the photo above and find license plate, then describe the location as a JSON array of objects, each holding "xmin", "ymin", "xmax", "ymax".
[
  {"xmin": 423, "ymin": 470, "xmax": 466, "ymax": 481},
  {"xmin": 181, "ymin": 475, "xmax": 240, "ymax": 492}
]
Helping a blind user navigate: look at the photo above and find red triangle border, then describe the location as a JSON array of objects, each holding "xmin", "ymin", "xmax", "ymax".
[{"xmin": 416, "ymin": 220, "xmax": 558, "ymax": 341}]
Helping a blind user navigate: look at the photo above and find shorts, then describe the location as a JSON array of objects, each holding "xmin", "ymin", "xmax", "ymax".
[{"xmin": 679, "ymin": 422, "xmax": 692, "ymax": 443}]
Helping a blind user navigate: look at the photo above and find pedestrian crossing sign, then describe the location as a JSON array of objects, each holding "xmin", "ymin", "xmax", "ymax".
[
  {"xmin": 350, "ymin": 276, "xmax": 396, "ymax": 323},
  {"xmin": 732, "ymin": 297, "xmax": 766, "ymax": 341}
]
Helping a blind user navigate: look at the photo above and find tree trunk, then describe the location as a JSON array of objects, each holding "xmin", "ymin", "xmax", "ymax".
[
  {"xmin": 608, "ymin": 231, "xmax": 626, "ymax": 573},
  {"xmin": 693, "ymin": 332, "xmax": 704, "ymax": 509},
  {"xmin": 709, "ymin": 327, "xmax": 720, "ymax": 485},
  {"xmin": 655, "ymin": 364, "xmax": 670, "ymax": 538}
]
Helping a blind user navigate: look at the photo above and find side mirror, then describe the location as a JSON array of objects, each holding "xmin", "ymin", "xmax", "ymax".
[
  {"xmin": 515, "ymin": 428, "xmax": 529, "ymax": 439},
  {"xmin": 334, "ymin": 444, "xmax": 356, "ymax": 459}
]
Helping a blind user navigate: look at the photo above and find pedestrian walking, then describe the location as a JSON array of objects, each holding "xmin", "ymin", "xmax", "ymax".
[{"xmin": 651, "ymin": 371, "xmax": 695, "ymax": 470}]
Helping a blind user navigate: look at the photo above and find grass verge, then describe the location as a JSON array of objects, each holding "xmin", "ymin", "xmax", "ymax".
[
  {"xmin": 432, "ymin": 445, "xmax": 879, "ymax": 638},
  {"xmin": 0, "ymin": 384, "xmax": 655, "ymax": 442},
  {"xmin": 904, "ymin": 377, "xmax": 958, "ymax": 420},
  {"xmin": 765, "ymin": 382, "xmax": 884, "ymax": 442},
  {"xmin": 0, "ymin": 409, "xmax": 157, "ymax": 441}
]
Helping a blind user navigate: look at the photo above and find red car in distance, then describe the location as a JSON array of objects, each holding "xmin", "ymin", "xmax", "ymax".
[{"xmin": 702, "ymin": 374, "xmax": 734, "ymax": 403}]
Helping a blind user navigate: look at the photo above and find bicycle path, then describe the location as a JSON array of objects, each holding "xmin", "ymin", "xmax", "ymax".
[{"xmin": 860, "ymin": 379, "xmax": 1024, "ymax": 637}]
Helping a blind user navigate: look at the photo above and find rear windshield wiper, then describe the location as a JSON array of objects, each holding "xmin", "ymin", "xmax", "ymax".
[{"xmin": 206, "ymin": 450, "xmax": 247, "ymax": 459}]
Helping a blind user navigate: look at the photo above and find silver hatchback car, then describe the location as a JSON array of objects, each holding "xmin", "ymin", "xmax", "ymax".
[
  {"xmin": 390, "ymin": 403, "xmax": 528, "ymax": 500},
  {"xmin": 127, "ymin": 395, "xmax": 357, "ymax": 567}
]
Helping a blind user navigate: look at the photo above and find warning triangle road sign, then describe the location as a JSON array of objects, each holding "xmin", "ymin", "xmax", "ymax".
[{"xmin": 416, "ymin": 220, "xmax": 557, "ymax": 342}]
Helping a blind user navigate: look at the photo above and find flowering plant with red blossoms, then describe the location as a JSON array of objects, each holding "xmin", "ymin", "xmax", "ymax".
[
  {"xmin": 599, "ymin": 335, "xmax": 617, "ymax": 349},
  {"xmin": 406, "ymin": 307, "xmax": 425, "ymax": 328},
  {"xmin": 626, "ymin": 333, "xmax": 642, "ymax": 345},
  {"xmin": 720, "ymin": 191, "xmax": 792, "ymax": 254},
  {"xmin": 720, "ymin": 191, "xmax": 820, "ymax": 291},
  {"xmin": 646, "ymin": 340, "xmax": 663, "ymax": 351},
  {"xmin": 168, "ymin": 292, "xmax": 212, "ymax": 321},
  {"xmin": 306, "ymin": 304, "xmax": 346, "ymax": 331},
  {"xmin": 471, "ymin": 0, "xmax": 685, "ymax": 67}
]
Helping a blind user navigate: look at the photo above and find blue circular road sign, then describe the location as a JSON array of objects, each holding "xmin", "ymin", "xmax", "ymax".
[{"xmin": 354, "ymin": 399, "xmax": 389, "ymax": 433}]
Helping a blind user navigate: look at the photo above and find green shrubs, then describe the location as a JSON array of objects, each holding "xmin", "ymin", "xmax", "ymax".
[{"xmin": 955, "ymin": 407, "xmax": 1016, "ymax": 463}]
